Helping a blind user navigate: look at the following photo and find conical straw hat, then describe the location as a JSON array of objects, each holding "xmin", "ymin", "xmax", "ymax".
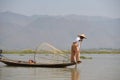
[{"xmin": 78, "ymin": 34, "xmax": 87, "ymax": 39}]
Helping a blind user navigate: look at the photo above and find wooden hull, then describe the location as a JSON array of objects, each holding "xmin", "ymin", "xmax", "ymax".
[{"xmin": 0, "ymin": 58, "xmax": 79, "ymax": 68}]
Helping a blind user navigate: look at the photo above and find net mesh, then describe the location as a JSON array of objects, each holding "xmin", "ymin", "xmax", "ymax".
[
  {"xmin": 34, "ymin": 43, "xmax": 70, "ymax": 63},
  {"xmin": 36, "ymin": 43, "xmax": 63, "ymax": 54}
]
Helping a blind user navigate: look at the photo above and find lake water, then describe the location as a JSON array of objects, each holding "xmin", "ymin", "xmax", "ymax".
[{"xmin": 0, "ymin": 54, "xmax": 120, "ymax": 80}]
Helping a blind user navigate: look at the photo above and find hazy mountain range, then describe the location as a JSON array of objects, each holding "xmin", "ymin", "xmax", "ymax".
[{"xmin": 0, "ymin": 11, "xmax": 120, "ymax": 50}]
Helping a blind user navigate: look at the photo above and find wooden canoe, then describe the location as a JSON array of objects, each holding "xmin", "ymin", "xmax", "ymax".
[{"xmin": 0, "ymin": 57, "xmax": 80, "ymax": 68}]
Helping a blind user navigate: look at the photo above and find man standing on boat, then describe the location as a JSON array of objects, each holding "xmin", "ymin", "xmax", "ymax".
[{"xmin": 71, "ymin": 34, "xmax": 87, "ymax": 63}]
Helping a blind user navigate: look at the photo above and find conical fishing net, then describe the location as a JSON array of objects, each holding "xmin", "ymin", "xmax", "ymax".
[{"xmin": 34, "ymin": 43, "xmax": 70, "ymax": 63}]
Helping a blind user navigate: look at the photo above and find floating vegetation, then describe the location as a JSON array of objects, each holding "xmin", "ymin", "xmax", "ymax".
[
  {"xmin": 19, "ymin": 54, "xmax": 24, "ymax": 56},
  {"xmin": 80, "ymin": 56, "xmax": 92, "ymax": 59}
]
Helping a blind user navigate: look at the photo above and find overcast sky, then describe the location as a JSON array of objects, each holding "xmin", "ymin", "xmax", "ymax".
[{"xmin": 0, "ymin": 0, "xmax": 120, "ymax": 18}]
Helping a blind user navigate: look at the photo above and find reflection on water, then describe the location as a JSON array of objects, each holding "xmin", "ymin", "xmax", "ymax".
[
  {"xmin": 0, "ymin": 54, "xmax": 120, "ymax": 80},
  {"xmin": 0, "ymin": 66, "xmax": 80, "ymax": 80},
  {"xmin": 71, "ymin": 68, "xmax": 80, "ymax": 80}
]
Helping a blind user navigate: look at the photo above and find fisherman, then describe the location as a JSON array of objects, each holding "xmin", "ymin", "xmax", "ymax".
[{"xmin": 71, "ymin": 34, "xmax": 87, "ymax": 63}]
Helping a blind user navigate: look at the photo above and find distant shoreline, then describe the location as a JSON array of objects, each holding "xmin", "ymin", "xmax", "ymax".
[{"xmin": 2, "ymin": 49, "xmax": 120, "ymax": 54}]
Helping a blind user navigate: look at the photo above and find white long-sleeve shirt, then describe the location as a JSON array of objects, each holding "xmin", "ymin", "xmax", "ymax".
[{"xmin": 74, "ymin": 37, "xmax": 80, "ymax": 48}]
